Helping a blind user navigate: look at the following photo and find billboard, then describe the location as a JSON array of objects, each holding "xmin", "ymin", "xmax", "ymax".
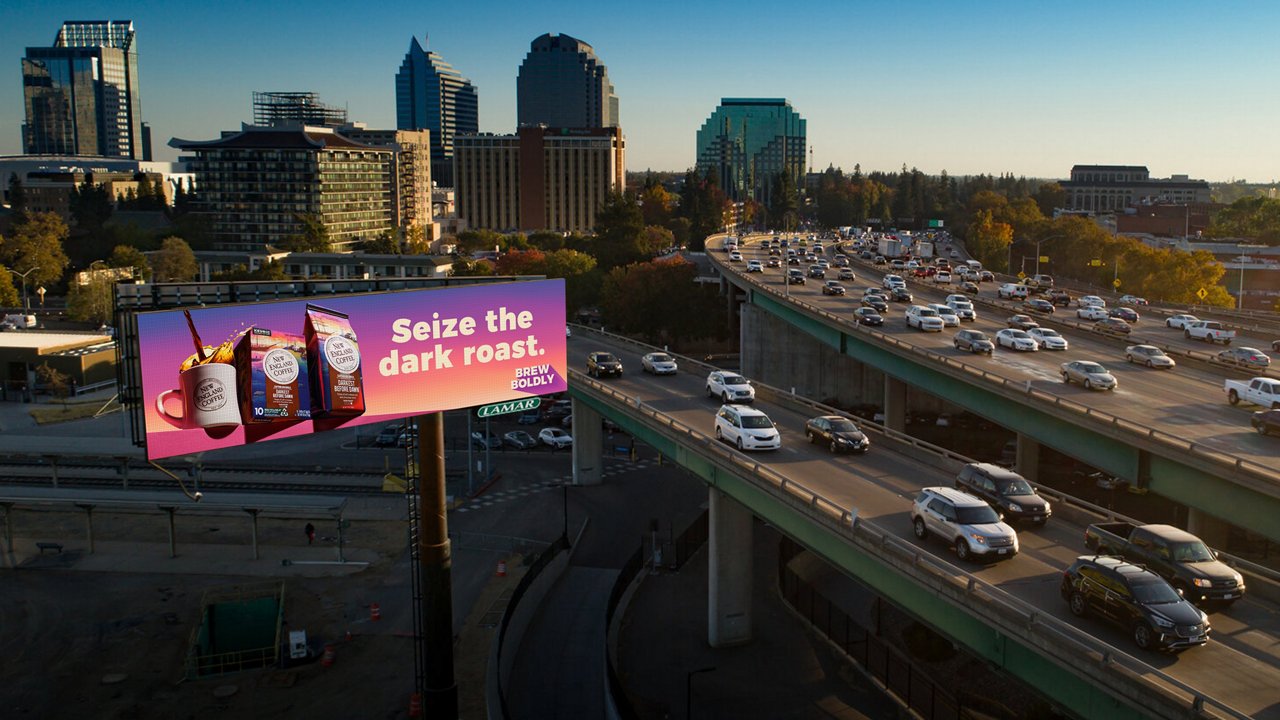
[{"xmin": 137, "ymin": 279, "xmax": 567, "ymax": 460}]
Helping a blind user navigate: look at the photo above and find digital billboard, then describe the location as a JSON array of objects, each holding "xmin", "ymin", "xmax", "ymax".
[{"xmin": 137, "ymin": 279, "xmax": 567, "ymax": 460}]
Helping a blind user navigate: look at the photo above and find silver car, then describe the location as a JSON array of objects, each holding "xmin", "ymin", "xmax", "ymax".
[
  {"xmin": 1125, "ymin": 345, "xmax": 1176, "ymax": 369},
  {"xmin": 995, "ymin": 328, "xmax": 1038, "ymax": 352},
  {"xmin": 911, "ymin": 487, "xmax": 1019, "ymax": 563},
  {"xmin": 1061, "ymin": 360, "xmax": 1117, "ymax": 390},
  {"xmin": 641, "ymin": 352, "xmax": 679, "ymax": 375},
  {"xmin": 1027, "ymin": 327, "xmax": 1069, "ymax": 351}
]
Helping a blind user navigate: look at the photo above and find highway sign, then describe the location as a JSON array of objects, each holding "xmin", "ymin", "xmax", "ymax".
[
  {"xmin": 1039, "ymin": 256, "xmax": 1049, "ymax": 263},
  {"xmin": 477, "ymin": 397, "xmax": 541, "ymax": 418},
  {"xmin": 1196, "ymin": 287, "xmax": 1208, "ymax": 300},
  {"xmin": 1017, "ymin": 271, "xmax": 1026, "ymax": 279},
  {"xmin": 1089, "ymin": 259, "xmax": 1103, "ymax": 267},
  {"xmin": 1112, "ymin": 278, "xmax": 1122, "ymax": 288}
]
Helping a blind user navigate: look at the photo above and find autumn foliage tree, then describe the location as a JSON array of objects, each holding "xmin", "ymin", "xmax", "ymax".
[{"xmin": 600, "ymin": 257, "xmax": 728, "ymax": 346}]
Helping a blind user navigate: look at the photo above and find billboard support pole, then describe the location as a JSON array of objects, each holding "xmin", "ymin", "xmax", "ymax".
[{"xmin": 417, "ymin": 411, "xmax": 458, "ymax": 718}]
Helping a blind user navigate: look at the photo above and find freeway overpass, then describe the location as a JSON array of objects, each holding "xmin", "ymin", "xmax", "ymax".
[{"xmin": 563, "ymin": 330, "xmax": 1280, "ymax": 719}]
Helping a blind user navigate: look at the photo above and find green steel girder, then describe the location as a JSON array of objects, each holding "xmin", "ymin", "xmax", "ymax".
[{"xmin": 746, "ymin": 289, "xmax": 1280, "ymax": 543}]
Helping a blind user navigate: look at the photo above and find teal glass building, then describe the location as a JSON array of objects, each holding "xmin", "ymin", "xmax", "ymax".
[
  {"xmin": 695, "ymin": 98, "xmax": 806, "ymax": 203},
  {"xmin": 395, "ymin": 36, "xmax": 478, "ymax": 187}
]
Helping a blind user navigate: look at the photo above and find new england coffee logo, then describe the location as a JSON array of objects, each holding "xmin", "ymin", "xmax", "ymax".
[
  {"xmin": 194, "ymin": 376, "xmax": 228, "ymax": 412},
  {"xmin": 323, "ymin": 335, "xmax": 361, "ymax": 374},
  {"xmin": 262, "ymin": 348, "xmax": 300, "ymax": 384}
]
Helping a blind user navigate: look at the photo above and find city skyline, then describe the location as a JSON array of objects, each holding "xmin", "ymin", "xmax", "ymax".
[{"xmin": 1, "ymin": 1, "xmax": 1277, "ymax": 181}]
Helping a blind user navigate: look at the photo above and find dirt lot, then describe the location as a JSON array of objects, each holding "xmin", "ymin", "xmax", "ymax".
[{"xmin": 1, "ymin": 505, "xmax": 512, "ymax": 720}]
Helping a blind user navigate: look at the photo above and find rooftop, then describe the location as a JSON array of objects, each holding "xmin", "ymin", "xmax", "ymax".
[{"xmin": 0, "ymin": 331, "xmax": 112, "ymax": 354}]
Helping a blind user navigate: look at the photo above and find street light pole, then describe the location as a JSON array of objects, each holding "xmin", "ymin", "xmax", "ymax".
[{"xmin": 15, "ymin": 267, "xmax": 40, "ymax": 311}]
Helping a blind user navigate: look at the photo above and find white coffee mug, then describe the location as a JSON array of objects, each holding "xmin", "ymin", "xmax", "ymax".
[{"xmin": 156, "ymin": 362, "xmax": 241, "ymax": 430}]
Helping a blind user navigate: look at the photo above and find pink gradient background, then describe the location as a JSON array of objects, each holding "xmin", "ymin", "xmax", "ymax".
[{"xmin": 138, "ymin": 280, "xmax": 567, "ymax": 460}]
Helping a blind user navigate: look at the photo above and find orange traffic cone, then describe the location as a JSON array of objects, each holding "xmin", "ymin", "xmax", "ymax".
[
  {"xmin": 322, "ymin": 643, "xmax": 335, "ymax": 667},
  {"xmin": 496, "ymin": 560, "xmax": 507, "ymax": 577},
  {"xmin": 408, "ymin": 693, "xmax": 422, "ymax": 717},
  {"xmin": 370, "ymin": 602, "xmax": 382, "ymax": 621}
]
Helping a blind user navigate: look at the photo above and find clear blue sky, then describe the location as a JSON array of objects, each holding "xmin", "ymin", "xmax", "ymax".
[{"xmin": 3, "ymin": 1, "xmax": 1277, "ymax": 181}]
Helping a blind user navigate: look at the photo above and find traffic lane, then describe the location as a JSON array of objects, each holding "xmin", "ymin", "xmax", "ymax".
[{"xmin": 569, "ymin": 333, "xmax": 1280, "ymax": 692}]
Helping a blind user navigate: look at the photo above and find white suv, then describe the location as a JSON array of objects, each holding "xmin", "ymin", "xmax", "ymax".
[
  {"xmin": 714, "ymin": 404, "xmax": 781, "ymax": 451},
  {"xmin": 706, "ymin": 371, "xmax": 755, "ymax": 404},
  {"xmin": 997, "ymin": 283, "xmax": 1030, "ymax": 300},
  {"xmin": 946, "ymin": 298, "xmax": 977, "ymax": 322},
  {"xmin": 911, "ymin": 487, "xmax": 1019, "ymax": 563},
  {"xmin": 905, "ymin": 305, "xmax": 945, "ymax": 331}
]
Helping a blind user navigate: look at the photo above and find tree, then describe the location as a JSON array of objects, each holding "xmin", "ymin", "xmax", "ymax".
[
  {"xmin": 966, "ymin": 210, "xmax": 1014, "ymax": 273},
  {"xmin": 7, "ymin": 173, "xmax": 26, "ymax": 219},
  {"xmin": 3, "ymin": 211, "xmax": 70, "ymax": 286},
  {"xmin": 678, "ymin": 169, "xmax": 727, "ymax": 249},
  {"xmin": 768, "ymin": 171, "xmax": 799, "ymax": 231},
  {"xmin": 1208, "ymin": 196, "xmax": 1280, "ymax": 245},
  {"xmin": 639, "ymin": 180, "xmax": 674, "ymax": 227},
  {"xmin": 448, "ymin": 259, "xmax": 494, "ymax": 277},
  {"xmin": 66, "ymin": 267, "xmax": 115, "ymax": 325},
  {"xmin": 1032, "ymin": 182, "xmax": 1066, "ymax": 218},
  {"xmin": 283, "ymin": 213, "xmax": 330, "ymax": 252},
  {"xmin": 35, "ymin": 362, "xmax": 71, "ymax": 403},
  {"xmin": 599, "ymin": 257, "xmax": 727, "ymax": 346},
  {"xmin": 69, "ymin": 177, "xmax": 113, "ymax": 230},
  {"xmin": 364, "ymin": 231, "xmax": 400, "ymax": 254},
  {"xmin": 108, "ymin": 244, "xmax": 151, "ymax": 280},
  {"xmin": 151, "ymin": 236, "xmax": 198, "ymax": 282},
  {"xmin": 592, "ymin": 192, "xmax": 648, "ymax": 270},
  {"xmin": 0, "ymin": 265, "xmax": 20, "ymax": 307},
  {"xmin": 210, "ymin": 259, "xmax": 286, "ymax": 281}
]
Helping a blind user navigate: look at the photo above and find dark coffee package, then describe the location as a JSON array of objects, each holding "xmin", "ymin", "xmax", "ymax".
[
  {"xmin": 304, "ymin": 304, "xmax": 365, "ymax": 418},
  {"xmin": 234, "ymin": 327, "xmax": 311, "ymax": 423}
]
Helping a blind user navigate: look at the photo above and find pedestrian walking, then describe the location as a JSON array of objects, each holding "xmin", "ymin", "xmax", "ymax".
[{"xmin": 305, "ymin": 522, "xmax": 315, "ymax": 545}]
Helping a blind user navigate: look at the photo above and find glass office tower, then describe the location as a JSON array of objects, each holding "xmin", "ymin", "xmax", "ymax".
[
  {"xmin": 516, "ymin": 33, "xmax": 619, "ymax": 129},
  {"xmin": 695, "ymin": 98, "xmax": 806, "ymax": 204},
  {"xmin": 21, "ymin": 20, "xmax": 145, "ymax": 159},
  {"xmin": 395, "ymin": 36, "xmax": 478, "ymax": 187}
]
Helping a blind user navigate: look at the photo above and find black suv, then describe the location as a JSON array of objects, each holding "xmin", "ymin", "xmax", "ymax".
[
  {"xmin": 1061, "ymin": 555, "xmax": 1210, "ymax": 652},
  {"xmin": 954, "ymin": 462, "xmax": 1050, "ymax": 524},
  {"xmin": 586, "ymin": 351, "xmax": 622, "ymax": 378}
]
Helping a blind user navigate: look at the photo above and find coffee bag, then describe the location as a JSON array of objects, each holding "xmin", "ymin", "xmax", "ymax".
[
  {"xmin": 304, "ymin": 304, "xmax": 365, "ymax": 418},
  {"xmin": 234, "ymin": 327, "xmax": 310, "ymax": 423}
]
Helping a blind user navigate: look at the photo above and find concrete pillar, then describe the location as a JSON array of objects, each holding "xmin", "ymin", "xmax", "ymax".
[
  {"xmin": 571, "ymin": 398, "xmax": 603, "ymax": 486},
  {"xmin": 76, "ymin": 504, "xmax": 95, "ymax": 554},
  {"xmin": 1015, "ymin": 433, "xmax": 1041, "ymax": 484},
  {"xmin": 44, "ymin": 455, "xmax": 59, "ymax": 488},
  {"xmin": 883, "ymin": 376, "xmax": 907, "ymax": 433},
  {"xmin": 159, "ymin": 506, "xmax": 177, "ymax": 558},
  {"xmin": 1187, "ymin": 508, "xmax": 1230, "ymax": 549},
  {"xmin": 246, "ymin": 509, "xmax": 259, "ymax": 560},
  {"xmin": 1, "ymin": 502, "xmax": 13, "ymax": 556},
  {"xmin": 708, "ymin": 488, "xmax": 753, "ymax": 648}
]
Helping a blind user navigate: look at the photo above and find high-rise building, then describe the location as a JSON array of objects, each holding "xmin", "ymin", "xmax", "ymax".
[
  {"xmin": 337, "ymin": 125, "xmax": 434, "ymax": 239},
  {"xmin": 695, "ymin": 98, "xmax": 806, "ymax": 204},
  {"xmin": 21, "ymin": 20, "xmax": 146, "ymax": 159},
  {"xmin": 454, "ymin": 126, "xmax": 624, "ymax": 233},
  {"xmin": 517, "ymin": 33, "xmax": 618, "ymax": 129},
  {"xmin": 173, "ymin": 125, "xmax": 393, "ymax": 252},
  {"xmin": 253, "ymin": 91, "xmax": 348, "ymax": 128},
  {"xmin": 395, "ymin": 36, "xmax": 477, "ymax": 188}
]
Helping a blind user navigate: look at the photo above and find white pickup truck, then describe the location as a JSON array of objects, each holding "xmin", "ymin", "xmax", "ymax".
[
  {"xmin": 1225, "ymin": 377, "xmax": 1280, "ymax": 408},
  {"xmin": 1184, "ymin": 321, "xmax": 1235, "ymax": 345}
]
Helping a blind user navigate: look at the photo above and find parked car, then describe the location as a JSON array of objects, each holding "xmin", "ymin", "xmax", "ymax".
[
  {"xmin": 1093, "ymin": 317, "xmax": 1133, "ymax": 335},
  {"xmin": 503, "ymin": 430, "xmax": 538, "ymax": 449},
  {"xmin": 853, "ymin": 307, "xmax": 883, "ymax": 326},
  {"xmin": 1084, "ymin": 522, "xmax": 1244, "ymax": 606},
  {"xmin": 586, "ymin": 351, "xmax": 623, "ymax": 378},
  {"xmin": 1061, "ymin": 360, "xmax": 1117, "ymax": 390},
  {"xmin": 1109, "ymin": 307, "xmax": 1140, "ymax": 323},
  {"xmin": 641, "ymin": 352, "xmax": 679, "ymax": 375},
  {"xmin": 538, "ymin": 427, "xmax": 573, "ymax": 449},
  {"xmin": 996, "ymin": 328, "xmax": 1038, "ymax": 351},
  {"xmin": 714, "ymin": 404, "xmax": 781, "ymax": 451},
  {"xmin": 374, "ymin": 424, "xmax": 402, "ymax": 447},
  {"xmin": 1027, "ymin": 327, "xmax": 1069, "ymax": 350},
  {"xmin": 706, "ymin": 371, "xmax": 755, "ymax": 404},
  {"xmin": 1217, "ymin": 347, "xmax": 1271, "ymax": 370},
  {"xmin": 470, "ymin": 430, "xmax": 502, "ymax": 449},
  {"xmin": 1165, "ymin": 314, "xmax": 1200, "ymax": 329},
  {"xmin": 905, "ymin": 305, "xmax": 945, "ymax": 331},
  {"xmin": 911, "ymin": 487, "xmax": 1019, "ymax": 563},
  {"xmin": 1251, "ymin": 409, "xmax": 1280, "ymax": 436},
  {"xmin": 804, "ymin": 415, "xmax": 870, "ymax": 453},
  {"xmin": 1060, "ymin": 555, "xmax": 1211, "ymax": 651},
  {"xmin": 1006, "ymin": 314, "xmax": 1039, "ymax": 331},
  {"xmin": 517, "ymin": 408, "xmax": 541, "ymax": 424},
  {"xmin": 821, "ymin": 280, "xmax": 846, "ymax": 296},
  {"xmin": 1125, "ymin": 345, "xmax": 1176, "ymax": 369},
  {"xmin": 954, "ymin": 329, "xmax": 994, "ymax": 355},
  {"xmin": 542, "ymin": 399, "xmax": 573, "ymax": 421},
  {"xmin": 1077, "ymin": 305, "xmax": 1108, "ymax": 321},
  {"xmin": 954, "ymin": 463, "xmax": 1051, "ymax": 524}
]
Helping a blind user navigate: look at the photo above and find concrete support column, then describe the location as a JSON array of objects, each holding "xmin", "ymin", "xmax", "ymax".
[
  {"xmin": 160, "ymin": 506, "xmax": 177, "ymax": 558},
  {"xmin": 1187, "ymin": 508, "xmax": 1230, "ymax": 549},
  {"xmin": 1, "ymin": 502, "xmax": 13, "ymax": 557},
  {"xmin": 883, "ymin": 376, "xmax": 907, "ymax": 433},
  {"xmin": 708, "ymin": 488, "xmax": 753, "ymax": 648},
  {"xmin": 76, "ymin": 504, "xmax": 95, "ymax": 554},
  {"xmin": 1015, "ymin": 433, "xmax": 1041, "ymax": 484},
  {"xmin": 571, "ymin": 398, "xmax": 603, "ymax": 486},
  {"xmin": 44, "ymin": 455, "xmax": 59, "ymax": 488},
  {"xmin": 246, "ymin": 509, "xmax": 260, "ymax": 560}
]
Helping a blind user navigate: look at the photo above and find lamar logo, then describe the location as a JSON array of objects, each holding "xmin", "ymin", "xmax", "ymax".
[{"xmin": 195, "ymin": 377, "xmax": 228, "ymax": 412}]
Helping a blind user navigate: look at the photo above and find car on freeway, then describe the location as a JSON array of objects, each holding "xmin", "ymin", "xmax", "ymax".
[
  {"xmin": 905, "ymin": 305, "xmax": 945, "ymax": 331},
  {"xmin": 861, "ymin": 293, "xmax": 889, "ymax": 312},
  {"xmin": 995, "ymin": 328, "xmax": 1038, "ymax": 351},
  {"xmin": 927, "ymin": 303, "xmax": 960, "ymax": 327},
  {"xmin": 1165, "ymin": 314, "xmax": 1200, "ymax": 329},
  {"xmin": 804, "ymin": 415, "xmax": 870, "ymax": 453},
  {"xmin": 1218, "ymin": 347, "xmax": 1272, "ymax": 370},
  {"xmin": 1077, "ymin": 295, "xmax": 1106, "ymax": 308},
  {"xmin": 538, "ymin": 427, "xmax": 573, "ymax": 449},
  {"xmin": 1027, "ymin": 327, "xmax": 1069, "ymax": 350},
  {"xmin": 706, "ymin": 371, "xmax": 755, "ymax": 404},
  {"xmin": 586, "ymin": 351, "xmax": 623, "ymax": 378},
  {"xmin": 978, "ymin": 270, "xmax": 995, "ymax": 282},
  {"xmin": 768, "ymin": 246, "xmax": 780, "ymax": 256},
  {"xmin": 471, "ymin": 430, "xmax": 503, "ymax": 449},
  {"xmin": 873, "ymin": 254, "xmax": 886, "ymax": 264},
  {"xmin": 1119, "ymin": 294, "xmax": 1149, "ymax": 306},
  {"xmin": 786, "ymin": 268, "xmax": 805, "ymax": 284},
  {"xmin": 1093, "ymin": 317, "xmax": 1133, "ymax": 335},
  {"xmin": 959, "ymin": 280, "xmax": 980, "ymax": 294},
  {"xmin": 1125, "ymin": 345, "xmax": 1176, "ymax": 369},
  {"xmin": 766, "ymin": 257, "xmax": 781, "ymax": 268},
  {"xmin": 1252, "ymin": 409, "xmax": 1280, "ymax": 436},
  {"xmin": 837, "ymin": 268, "xmax": 855, "ymax": 281},
  {"xmin": 1006, "ymin": 314, "xmax": 1039, "ymax": 331},
  {"xmin": 954, "ymin": 462, "xmax": 1051, "ymax": 525},
  {"xmin": 834, "ymin": 255, "xmax": 850, "ymax": 267},
  {"xmin": 911, "ymin": 487, "xmax": 1019, "ymax": 563},
  {"xmin": 745, "ymin": 260, "xmax": 763, "ymax": 273},
  {"xmin": 933, "ymin": 270, "xmax": 952, "ymax": 284},
  {"xmin": 1060, "ymin": 555, "xmax": 1210, "ymax": 652},
  {"xmin": 808, "ymin": 264, "xmax": 826, "ymax": 279},
  {"xmin": 641, "ymin": 352, "xmax": 679, "ymax": 375},
  {"xmin": 1047, "ymin": 289, "xmax": 1073, "ymax": 307},
  {"xmin": 503, "ymin": 430, "xmax": 539, "ymax": 450},
  {"xmin": 806, "ymin": 253, "xmax": 819, "ymax": 263},
  {"xmin": 714, "ymin": 404, "xmax": 781, "ymax": 451},
  {"xmin": 1022, "ymin": 298, "xmax": 1055, "ymax": 315},
  {"xmin": 1273, "ymin": 340, "xmax": 1280, "ymax": 352},
  {"xmin": 890, "ymin": 259, "xmax": 907, "ymax": 271},
  {"xmin": 1076, "ymin": 305, "xmax": 1109, "ymax": 321},
  {"xmin": 728, "ymin": 251, "xmax": 743, "ymax": 262},
  {"xmin": 853, "ymin": 307, "xmax": 884, "ymax": 326},
  {"xmin": 787, "ymin": 256, "xmax": 801, "ymax": 266},
  {"xmin": 882, "ymin": 274, "xmax": 905, "ymax": 289},
  {"xmin": 1109, "ymin": 307, "xmax": 1140, "ymax": 323},
  {"xmin": 997, "ymin": 283, "xmax": 1030, "ymax": 300},
  {"xmin": 954, "ymin": 329, "xmax": 994, "ymax": 355},
  {"xmin": 821, "ymin": 280, "xmax": 847, "ymax": 296},
  {"xmin": 1061, "ymin": 360, "xmax": 1118, "ymax": 390},
  {"xmin": 946, "ymin": 298, "xmax": 976, "ymax": 322}
]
